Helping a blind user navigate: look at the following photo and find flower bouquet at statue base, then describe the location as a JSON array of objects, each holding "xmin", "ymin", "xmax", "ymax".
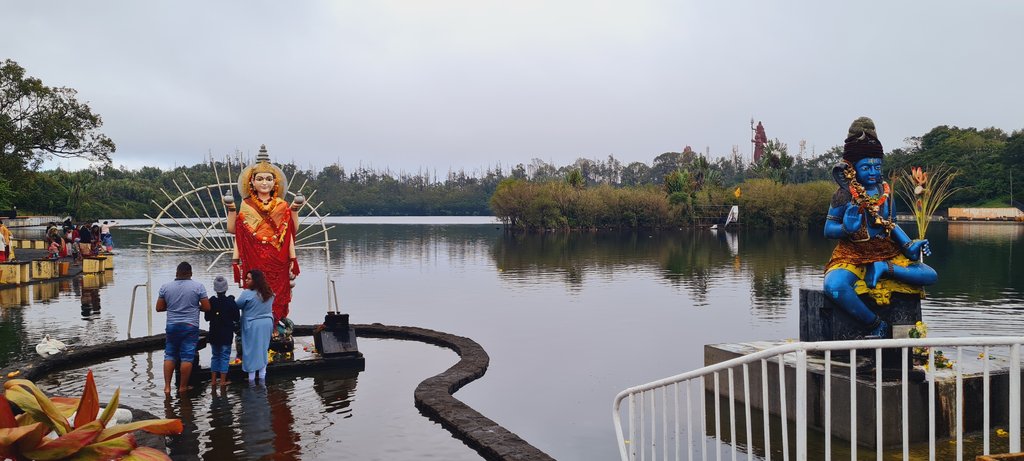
[{"xmin": 269, "ymin": 318, "xmax": 295, "ymax": 357}]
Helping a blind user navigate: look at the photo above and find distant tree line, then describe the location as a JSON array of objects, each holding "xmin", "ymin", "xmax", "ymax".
[
  {"xmin": 4, "ymin": 58, "xmax": 1022, "ymax": 225},
  {"xmin": 5, "ymin": 124, "xmax": 1020, "ymax": 224}
]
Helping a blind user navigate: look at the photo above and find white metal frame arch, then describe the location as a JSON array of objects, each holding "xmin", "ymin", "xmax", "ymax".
[{"xmin": 135, "ymin": 159, "xmax": 338, "ymax": 336}]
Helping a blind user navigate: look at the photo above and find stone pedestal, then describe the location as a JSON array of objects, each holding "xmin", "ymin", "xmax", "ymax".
[
  {"xmin": 799, "ymin": 288, "xmax": 921, "ymax": 342},
  {"xmin": 0, "ymin": 263, "xmax": 20, "ymax": 285},
  {"xmin": 83, "ymin": 257, "xmax": 104, "ymax": 273},
  {"xmin": 31, "ymin": 259, "xmax": 57, "ymax": 279},
  {"xmin": 14, "ymin": 261, "xmax": 30, "ymax": 284}
]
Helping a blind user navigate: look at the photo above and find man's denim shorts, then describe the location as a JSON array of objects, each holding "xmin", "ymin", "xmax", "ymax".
[{"xmin": 165, "ymin": 323, "xmax": 200, "ymax": 363}]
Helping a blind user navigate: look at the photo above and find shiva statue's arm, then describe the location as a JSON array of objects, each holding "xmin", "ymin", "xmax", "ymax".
[
  {"xmin": 888, "ymin": 222, "xmax": 931, "ymax": 260},
  {"xmin": 824, "ymin": 204, "xmax": 862, "ymax": 239}
]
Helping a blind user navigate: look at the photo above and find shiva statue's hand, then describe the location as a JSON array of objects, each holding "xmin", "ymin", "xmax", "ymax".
[
  {"xmin": 842, "ymin": 205, "xmax": 863, "ymax": 235},
  {"xmin": 904, "ymin": 239, "xmax": 931, "ymax": 261}
]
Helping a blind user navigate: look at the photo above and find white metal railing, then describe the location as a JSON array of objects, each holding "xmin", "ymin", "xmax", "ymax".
[{"xmin": 612, "ymin": 336, "xmax": 1024, "ymax": 461}]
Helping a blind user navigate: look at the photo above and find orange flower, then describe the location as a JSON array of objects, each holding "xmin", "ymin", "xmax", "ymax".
[
  {"xmin": 911, "ymin": 167, "xmax": 928, "ymax": 195},
  {"xmin": 911, "ymin": 167, "xmax": 926, "ymax": 185}
]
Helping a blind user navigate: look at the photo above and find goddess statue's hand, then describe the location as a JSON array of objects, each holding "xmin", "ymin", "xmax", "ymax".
[
  {"xmin": 290, "ymin": 193, "xmax": 305, "ymax": 211},
  {"xmin": 222, "ymin": 193, "xmax": 236, "ymax": 211},
  {"xmin": 842, "ymin": 205, "xmax": 863, "ymax": 235},
  {"xmin": 904, "ymin": 239, "xmax": 931, "ymax": 261}
]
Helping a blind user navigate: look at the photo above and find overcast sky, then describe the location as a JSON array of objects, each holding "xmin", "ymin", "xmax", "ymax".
[{"xmin": 5, "ymin": 1, "xmax": 1023, "ymax": 174}]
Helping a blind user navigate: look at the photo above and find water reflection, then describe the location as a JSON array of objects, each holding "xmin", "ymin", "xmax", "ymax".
[
  {"xmin": 269, "ymin": 381, "xmax": 301, "ymax": 459},
  {"xmin": 81, "ymin": 287, "xmax": 101, "ymax": 320},
  {"xmin": 165, "ymin": 395, "xmax": 201, "ymax": 460},
  {"xmin": 0, "ymin": 221, "xmax": 1019, "ymax": 461},
  {"xmin": 947, "ymin": 222, "xmax": 1024, "ymax": 242},
  {"xmin": 205, "ymin": 388, "xmax": 242, "ymax": 460},
  {"xmin": 0, "ymin": 285, "xmax": 29, "ymax": 307},
  {"xmin": 489, "ymin": 228, "xmax": 837, "ymax": 316},
  {"xmin": 33, "ymin": 281, "xmax": 60, "ymax": 303},
  {"xmin": 312, "ymin": 370, "xmax": 358, "ymax": 417},
  {"xmin": 237, "ymin": 385, "xmax": 275, "ymax": 460}
]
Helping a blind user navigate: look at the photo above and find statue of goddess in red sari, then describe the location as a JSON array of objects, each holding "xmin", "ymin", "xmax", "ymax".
[{"xmin": 223, "ymin": 145, "xmax": 304, "ymax": 325}]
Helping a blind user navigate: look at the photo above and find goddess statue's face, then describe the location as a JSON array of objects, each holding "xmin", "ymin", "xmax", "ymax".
[
  {"xmin": 854, "ymin": 158, "xmax": 883, "ymax": 187},
  {"xmin": 251, "ymin": 172, "xmax": 276, "ymax": 196}
]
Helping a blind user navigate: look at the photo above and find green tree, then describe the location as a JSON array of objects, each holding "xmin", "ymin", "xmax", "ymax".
[
  {"xmin": 650, "ymin": 152, "xmax": 688, "ymax": 184},
  {"xmin": 0, "ymin": 176, "xmax": 11, "ymax": 209},
  {"xmin": 565, "ymin": 168, "xmax": 585, "ymax": 189},
  {"xmin": 621, "ymin": 161, "xmax": 651, "ymax": 186},
  {"xmin": 0, "ymin": 59, "xmax": 115, "ymax": 177}
]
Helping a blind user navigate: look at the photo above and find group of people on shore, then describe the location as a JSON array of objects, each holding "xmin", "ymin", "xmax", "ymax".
[
  {"xmin": 43, "ymin": 219, "xmax": 117, "ymax": 263},
  {"xmin": 158, "ymin": 261, "xmax": 276, "ymax": 394}
]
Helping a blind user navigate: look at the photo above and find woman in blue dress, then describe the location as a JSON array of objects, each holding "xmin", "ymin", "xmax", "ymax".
[{"xmin": 238, "ymin": 269, "xmax": 275, "ymax": 384}]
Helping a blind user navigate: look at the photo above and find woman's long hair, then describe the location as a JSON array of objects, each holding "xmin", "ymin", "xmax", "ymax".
[{"xmin": 247, "ymin": 269, "xmax": 274, "ymax": 302}]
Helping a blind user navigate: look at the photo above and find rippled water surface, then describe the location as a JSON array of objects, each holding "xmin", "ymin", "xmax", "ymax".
[{"xmin": 1, "ymin": 218, "xmax": 1021, "ymax": 460}]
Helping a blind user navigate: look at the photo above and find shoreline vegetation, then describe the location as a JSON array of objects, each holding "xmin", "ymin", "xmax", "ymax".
[
  {"xmin": 490, "ymin": 178, "xmax": 835, "ymax": 231},
  {"xmin": 5, "ymin": 123, "xmax": 1020, "ymax": 230},
  {"xmin": 2, "ymin": 58, "xmax": 1022, "ymax": 230},
  {"xmin": 6, "ymin": 129, "xmax": 1018, "ymax": 231}
]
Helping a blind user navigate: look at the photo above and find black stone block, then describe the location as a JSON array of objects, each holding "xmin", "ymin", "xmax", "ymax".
[
  {"xmin": 799, "ymin": 288, "xmax": 921, "ymax": 342},
  {"xmin": 314, "ymin": 312, "xmax": 357, "ymax": 357}
]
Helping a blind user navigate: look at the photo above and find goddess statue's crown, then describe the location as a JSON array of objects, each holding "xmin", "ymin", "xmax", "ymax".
[
  {"xmin": 250, "ymin": 144, "xmax": 276, "ymax": 175},
  {"xmin": 237, "ymin": 144, "xmax": 287, "ymax": 198}
]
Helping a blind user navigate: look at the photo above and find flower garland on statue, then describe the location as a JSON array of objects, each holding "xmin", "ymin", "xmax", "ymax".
[{"xmin": 843, "ymin": 163, "xmax": 896, "ymax": 233}]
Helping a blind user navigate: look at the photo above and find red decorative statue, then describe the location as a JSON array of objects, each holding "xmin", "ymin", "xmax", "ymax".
[{"xmin": 753, "ymin": 121, "xmax": 767, "ymax": 163}]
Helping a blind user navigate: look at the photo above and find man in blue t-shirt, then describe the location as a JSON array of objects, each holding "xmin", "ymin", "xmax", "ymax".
[{"xmin": 156, "ymin": 261, "xmax": 211, "ymax": 394}]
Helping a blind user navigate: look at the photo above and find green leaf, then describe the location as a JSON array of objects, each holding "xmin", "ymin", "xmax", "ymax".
[{"xmin": 96, "ymin": 387, "xmax": 120, "ymax": 428}]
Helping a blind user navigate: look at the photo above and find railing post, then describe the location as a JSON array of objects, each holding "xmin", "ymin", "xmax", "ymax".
[
  {"xmin": 928, "ymin": 347, "xmax": 935, "ymax": 461},
  {"xmin": 1011, "ymin": 343, "xmax": 1020, "ymax": 453},
  {"xmin": 902, "ymin": 347, "xmax": 909, "ymax": 461},
  {"xmin": 876, "ymin": 348, "xmax": 883, "ymax": 459},
  {"xmin": 850, "ymin": 348, "xmax": 857, "ymax": 461},
  {"xmin": 629, "ymin": 393, "xmax": 637, "ymax": 461},
  {"xmin": 956, "ymin": 347, "xmax": 963, "ymax": 461},
  {"xmin": 796, "ymin": 349, "xmax": 807, "ymax": 461},
  {"xmin": 983, "ymin": 346, "xmax": 990, "ymax": 456},
  {"xmin": 825, "ymin": 350, "xmax": 831, "ymax": 461},
  {"xmin": 761, "ymin": 359, "xmax": 771, "ymax": 461},
  {"xmin": 127, "ymin": 283, "xmax": 148, "ymax": 338}
]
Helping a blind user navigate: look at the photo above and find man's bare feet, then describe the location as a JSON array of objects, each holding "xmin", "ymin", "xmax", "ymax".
[
  {"xmin": 178, "ymin": 385, "xmax": 193, "ymax": 395},
  {"xmin": 164, "ymin": 385, "xmax": 172, "ymax": 395}
]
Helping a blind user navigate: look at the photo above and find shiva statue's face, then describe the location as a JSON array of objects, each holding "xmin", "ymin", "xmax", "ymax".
[
  {"xmin": 854, "ymin": 158, "xmax": 883, "ymax": 188},
  {"xmin": 251, "ymin": 172, "xmax": 276, "ymax": 196}
]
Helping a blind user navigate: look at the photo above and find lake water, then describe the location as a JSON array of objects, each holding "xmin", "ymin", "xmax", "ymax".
[{"xmin": 1, "ymin": 219, "xmax": 1021, "ymax": 460}]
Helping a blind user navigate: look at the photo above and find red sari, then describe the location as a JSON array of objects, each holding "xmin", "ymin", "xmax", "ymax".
[{"xmin": 235, "ymin": 197, "xmax": 300, "ymax": 323}]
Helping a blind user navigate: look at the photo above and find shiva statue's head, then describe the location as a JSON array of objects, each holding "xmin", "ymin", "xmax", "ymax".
[
  {"xmin": 854, "ymin": 157, "xmax": 883, "ymax": 187},
  {"xmin": 842, "ymin": 116, "xmax": 884, "ymax": 188}
]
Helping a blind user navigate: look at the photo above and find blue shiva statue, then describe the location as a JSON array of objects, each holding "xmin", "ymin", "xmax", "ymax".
[{"xmin": 823, "ymin": 117, "xmax": 937, "ymax": 338}]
